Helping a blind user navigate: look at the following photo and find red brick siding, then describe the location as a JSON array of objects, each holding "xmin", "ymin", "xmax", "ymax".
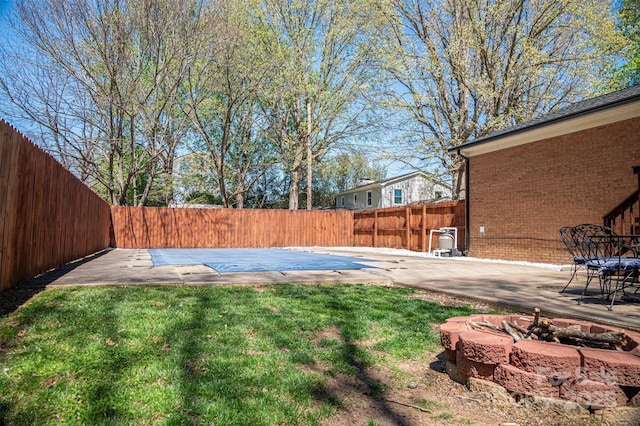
[{"xmin": 467, "ymin": 117, "xmax": 640, "ymax": 264}]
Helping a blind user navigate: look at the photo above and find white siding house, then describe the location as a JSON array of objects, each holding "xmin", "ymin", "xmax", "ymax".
[{"xmin": 335, "ymin": 171, "xmax": 451, "ymax": 210}]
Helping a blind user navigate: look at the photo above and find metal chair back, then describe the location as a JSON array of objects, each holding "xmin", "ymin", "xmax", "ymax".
[
  {"xmin": 559, "ymin": 226, "xmax": 583, "ymax": 260},
  {"xmin": 558, "ymin": 226, "xmax": 586, "ymax": 292},
  {"xmin": 570, "ymin": 224, "xmax": 639, "ymax": 310}
]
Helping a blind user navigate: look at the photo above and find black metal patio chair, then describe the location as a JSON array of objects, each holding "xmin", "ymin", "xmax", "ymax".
[
  {"xmin": 558, "ymin": 226, "xmax": 586, "ymax": 293},
  {"xmin": 572, "ymin": 224, "xmax": 640, "ymax": 310}
]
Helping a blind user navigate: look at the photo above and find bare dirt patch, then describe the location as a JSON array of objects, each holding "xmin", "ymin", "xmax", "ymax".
[
  {"xmin": 317, "ymin": 291, "xmax": 640, "ymax": 426},
  {"xmin": 316, "ymin": 351, "xmax": 633, "ymax": 426},
  {"xmin": 404, "ymin": 290, "xmax": 496, "ymax": 313}
]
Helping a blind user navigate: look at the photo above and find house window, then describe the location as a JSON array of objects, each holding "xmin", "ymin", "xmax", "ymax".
[
  {"xmin": 393, "ymin": 189, "xmax": 403, "ymax": 204},
  {"xmin": 367, "ymin": 191, "xmax": 372, "ymax": 207},
  {"xmin": 354, "ymin": 193, "xmax": 357, "ymax": 204},
  {"xmin": 340, "ymin": 196, "xmax": 345, "ymax": 207}
]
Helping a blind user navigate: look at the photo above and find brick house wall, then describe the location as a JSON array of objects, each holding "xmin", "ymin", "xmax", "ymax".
[{"xmin": 467, "ymin": 116, "xmax": 640, "ymax": 264}]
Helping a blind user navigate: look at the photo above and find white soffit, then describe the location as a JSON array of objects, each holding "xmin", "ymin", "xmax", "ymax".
[{"xmin": 460, "ymin": 101, "xmax": 640, "ymax": 157}]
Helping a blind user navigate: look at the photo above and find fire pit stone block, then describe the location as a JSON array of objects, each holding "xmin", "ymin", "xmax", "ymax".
[
  {"xmin": 445, "ymin": 315, "xmax": 474, "ymax": 323},
  {"xmin": 479, "ymin": 314, "xmax": 513, "ymax": 326},
  {"xmin": 442, "ymin": 315, "xmax": 638, "ymax": 409},
  {"xmin": 444, "ymin": 348, "xmax": 457, "ymax": 362},
  {"xmin": 621, "ymin": 331, "xmax": 640, "ymax": 354},
  {"xmin": 456, "ymin": 350, "xmax": 497, "ymax": 380},
  {"xmin": 580, "ymin": 348, "xmax": 640, "ymax": 387},
  {"xmin": 457, "ymin": 330, "xmax": 513, "ymax": 365},
  {"xmin": 494, "ymin": 363, "xmax": 559, "ymax": 398},
  {"xmin": 445, "ymin": 360, "xmax": 469, "ymax": 385},
  {"xmin": 560, "ymin": 378, "xmax": 628, "ymax": 409},
  {"xmin": 589, "ymin": 324, "xmax": 622, "ymax": 334},
  {"xmin": 511, "ymin": 340, "xmax": 581, "ymax": 383},
  {"xmin": 628, "ymin": 387, "xmax": 640, "ymax": 406},
  {"xmin": 440, "ymin": 321, "xmax": 470, "ymax": 351}
]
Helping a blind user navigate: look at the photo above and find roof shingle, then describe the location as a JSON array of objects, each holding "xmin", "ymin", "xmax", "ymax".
[{"xmin": 450, "ymin": 85, "xmax": 640, "ymax": 152}]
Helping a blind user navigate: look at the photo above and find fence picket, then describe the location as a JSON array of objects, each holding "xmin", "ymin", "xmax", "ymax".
[
  {"xmin": 0, "ymin": 120, "xmax": 111, "ymax": 290},
  {"xmin": 110, "ymin": 207, "xmax": 356, "ymax": 249}
]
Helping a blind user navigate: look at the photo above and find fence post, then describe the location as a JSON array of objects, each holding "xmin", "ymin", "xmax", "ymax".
[
  {"xmin": 421, "ymin": 205, "xmax": 427, "ymax": 252},
  {"xmin": 405, "ymin": 207, "xmax": 410, "ymax": 250},
  {"xmin": 373, "ymin": 209, "xmax": 378, "ymax": 247},
  {"xmin": 0, "ymin": 123, "xmax": 20, "ymax": 290}
]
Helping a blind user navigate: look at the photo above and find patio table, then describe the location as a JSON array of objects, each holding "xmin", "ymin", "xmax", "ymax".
[
  {"xmin": 568, "ymin": 226, "xmax": 640, "ymax": 310},
  {"xmin": 600, "ymin": 234, "xmax": 640, "ymax": 309}
]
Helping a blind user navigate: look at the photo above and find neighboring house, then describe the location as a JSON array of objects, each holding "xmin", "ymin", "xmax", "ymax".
[
  {"xmin": 449, "ymin": 85, "xmax": 640, "ymax": 264},
  {"xmin": 335, "ymin": 171, "xmax": 451, "ymax": 210}
]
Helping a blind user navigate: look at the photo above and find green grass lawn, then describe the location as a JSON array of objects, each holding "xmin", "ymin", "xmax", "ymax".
[{"xmin": 0, "ymin": 284, "xmax": 477, "ymax": 425}]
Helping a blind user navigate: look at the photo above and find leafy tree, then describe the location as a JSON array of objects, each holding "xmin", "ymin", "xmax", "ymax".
[
  {"xmin": 173, "ymin": 152, "xmax": 221, "ymax": 206},
  {"xmin": 0, "ymin": 0, "xmax": 205, "ymax": 205},
  {"xmin": 311, "ymin": 151, "xmax": 387, "ymax": 208},
  {"xmin": 0, "ymin": 0, "xmax": 391, "ymax": 209},
  {"xmin": 384, "ymin": 0, "xmax": 620, "ymax": 198},
  {"xmin": 608, "ymin": 0, "xmax": 640, "ymax": 89},
  {"xmin": 186, "ymin": 0, "xmax": 278, "ymax": 208},
  {"xmin": 256, "ymin": 0, "xmax": 389, "ymax": 209},
  {"xmin": 243, "ymin": 164, "xmax": 291, "ymax": 209}
]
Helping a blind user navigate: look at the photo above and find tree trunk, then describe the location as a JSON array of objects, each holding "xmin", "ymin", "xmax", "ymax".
[
  {"xmin": 289, "ymin": 167, "xmax": 300, "ymax": 210},
  {"xmin": 235, "ymin": 176, "xmax": 245, "ymax": 209},
  {"xmin": 306, "ymin": 101, "xmax": 312, "ymax": 210},
  {"xmin": 452, "ymin": 163, "xmax": 466, "ymax": 200}
]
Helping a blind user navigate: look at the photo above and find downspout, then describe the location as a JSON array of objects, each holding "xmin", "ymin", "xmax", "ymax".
[{"xmin": 455, "ymin": 149, "xmax": 470, "ymax": 254}]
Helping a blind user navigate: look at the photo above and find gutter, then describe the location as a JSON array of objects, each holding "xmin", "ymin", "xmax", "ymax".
[
  {"xmin": 335, "ymin": 182, "xmax": 382, "ymax": 196},
  {"xmin": 454, "ymin": 148, "xmax": 471, "ymax": 254},
  {"xmin": 449, "ymin": 89, "xmax": 640, "ymax": 156}
]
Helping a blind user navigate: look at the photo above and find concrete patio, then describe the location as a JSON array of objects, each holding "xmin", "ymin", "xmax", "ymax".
[{"xmin": 17, "ymin": 247, "xmax": 640, "ymax": 332}]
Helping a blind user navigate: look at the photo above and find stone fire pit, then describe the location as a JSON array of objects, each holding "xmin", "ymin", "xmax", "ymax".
[{"xmin": 441, "ymin": 314, "xmax": 640, "ymax": 409}]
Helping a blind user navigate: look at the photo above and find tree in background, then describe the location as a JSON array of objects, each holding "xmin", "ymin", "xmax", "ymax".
[
  {"xmin": 186, "ymin": 0, "xmax": 278, "ymax": 208},
  {"xmin": 608, "ymin": 0, "xmax": 640, "ymax": 89},
  {"xmin": 0, "ymin": 0, "xmax": 627, "ymax": 207},
  {"xmin": 0, "ymin": 0, "xmax": 390, "ymax": 209},
  {"xmin": 311, "ymin": 151, "xmax": 387, "ymax": 208},
  {"xmin": 0, "ymin": 0, "xmax": 205, "ymax": 205},
  {"xmin": 383, "ymin": 0, "xmax": 620, "ymax": 198},
  {"xmin": 173, "ymin": 152, "xmax": 220, "ymax": 205},
  {"xmin": 256, "ymin": 0, "xmax": 389, "ymax": 210}
]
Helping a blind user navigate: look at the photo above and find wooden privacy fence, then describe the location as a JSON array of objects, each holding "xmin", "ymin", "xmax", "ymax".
[
  {"xmin": 111, "ymin": 204, "xmax": 465, "ymax": 251},
  {"xmin": 0, "ymin": 114, "xmax": 466, "ymax": 291},
  {"xmin": 353, "ymin": 201, "xmax": 466, "ymax": 252},
  {"xmin": 0, "ymin": 119, "xmax": 111, "ymax": 291},
  {"xmin": 111, "ymin": 206, "xmax": 355, "ymax": 248}
]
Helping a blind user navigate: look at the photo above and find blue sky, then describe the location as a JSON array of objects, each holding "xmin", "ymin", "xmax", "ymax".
[
  {"xmin": 0, "ymin": 0, "xmax": 410, "ymax": 178},
  {"xmin": 0, "ymin": 0, "xmax": 11, "ymax": 17},
  {"xmin": 0, "ymin": 0, "xmax": 13, "ymax": 34}
]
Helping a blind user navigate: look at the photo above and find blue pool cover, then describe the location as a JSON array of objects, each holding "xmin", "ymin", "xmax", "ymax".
[{"xmin": 148, "ymin": 248, "xmax": 376, "ymax": 273}]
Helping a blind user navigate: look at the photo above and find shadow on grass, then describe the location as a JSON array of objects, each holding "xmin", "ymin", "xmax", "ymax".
[
  {"xmin": 172, "ymin": 291, "xmax": 210, "ymax": 420},
  {"xmin": 1, "ymin": 283, "xmax": 480, "ymax": 424},
  {"xmin": 163, "ymin": 288, "xmax": 349, "ymax": 424},
  {"xmin": 0, "ymin": 284, "xmax": 134, "ymax": 423},
  {"xmin": 328, "ymin": 296, "xmax": 413, "ymax": 426},
  {"xmin": 0, "ymin": 250, "xmax": 110, "ymax": 318},
  {"xmin": 80, "ymin": 287, "xmax": 130, "ymax": 422}
]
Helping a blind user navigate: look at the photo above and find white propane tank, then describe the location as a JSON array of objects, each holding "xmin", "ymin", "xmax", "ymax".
[{"xmin": 437, "ymin": 231, "xmax": 455, "ymax": 251}]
